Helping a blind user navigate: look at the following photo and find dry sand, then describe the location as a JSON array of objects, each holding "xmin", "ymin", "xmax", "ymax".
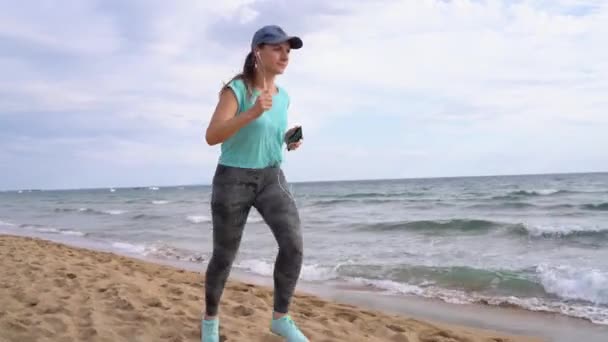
[{"xmin": 0, "ymin": 234, "xmax": 544, "ymax": 342}]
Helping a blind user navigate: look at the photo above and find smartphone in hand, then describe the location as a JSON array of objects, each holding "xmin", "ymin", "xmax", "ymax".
[{"xmin": 285, "ymin": 126, "xmax": 303, "ymax": 151}]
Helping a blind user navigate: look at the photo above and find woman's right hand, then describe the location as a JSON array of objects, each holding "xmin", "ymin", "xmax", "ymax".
[{"xmin": 251, "ymin": 90, "xmax": 273, "ymax": 117}]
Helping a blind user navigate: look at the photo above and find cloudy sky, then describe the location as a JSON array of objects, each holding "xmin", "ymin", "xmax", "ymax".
[{"xmin": 1, "ymin": 0, "xmax": 606, "ymax": 190}]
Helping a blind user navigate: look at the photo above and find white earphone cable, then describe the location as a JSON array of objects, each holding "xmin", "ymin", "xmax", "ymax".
[{"xmin": 255, "ymin": 50, "xmax": 296, "ymax": 203}]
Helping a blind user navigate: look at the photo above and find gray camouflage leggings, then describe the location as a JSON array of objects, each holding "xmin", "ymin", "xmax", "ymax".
[{"xmin": 204, "ymin": 164, "xmax": 303, "ymax": 317}]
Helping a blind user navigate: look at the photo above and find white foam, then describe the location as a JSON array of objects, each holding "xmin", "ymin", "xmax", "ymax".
[
  {"xmin": 522, "ymin": 223, "xmax": 606, "ymax": 237},
  {"xmin": 237, "ymin": 259, "xmax": 274, "ymax": 276},
  {"xmin": 186, "ymin": 215, "xmax": 211, "ymax": 224},
  {"xmin": 346, "ymin": 277, "xmax": 608, "ymax": 325},
  {"xmin": 37, "ymin": 227, "xmax": 85, "ymax": 236},
  {"xmin": 13, "ymin": 223, "xmax": 86, "ymax": 237},
  {"xmin": 537, "ymin": 264, "xmax": 608, "ymax": 305},
  {"xmin": 236, "ymin": 259, "xmax": 337, "ymax": 281},
  {"xmin": 248, "ymin": 217, "xmax": 265, "ymax": 223},
  {"xmin": 300, "ymin": 264, "xmax": 339, "ymax": 281},
  {"xmin": 143, "ymin": 242, "xmax": 203, "ymax": 261},
  {"xmin": 152, "ymin": 200, "xmax": 170, "ymax": 205},
  {"xmin": 108, "ymin": 241, "xmax": 205, "ymax": 263},
  {"xmin": 111, "ymin": 241, "xmax": 147, "ymax": 254},
  {"xmin": 537, "ymin": 189, "xmax": 560, "ymax": 195},
  {"xmin": 102, "ymin": 210, "xmax": 127, "ymax": 215},
  {"xmin": 0, "ymin": 219, "xmax": 15, "ymax": 227},
  {"xmin": 73, "ymin": 208, "xmax": 126, "ymax": 215},
  {"xmin": 348, "ymin": 277, "xmax": 471, "ymax": 304},
  {"xmin": 509, "ymin": 189, "xmax": 560, "ymax": 196}
]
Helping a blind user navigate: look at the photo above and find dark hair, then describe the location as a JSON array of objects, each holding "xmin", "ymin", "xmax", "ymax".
[{"xmin": 221, "ymin": 45, "xmax": 264, "ymax": 100}]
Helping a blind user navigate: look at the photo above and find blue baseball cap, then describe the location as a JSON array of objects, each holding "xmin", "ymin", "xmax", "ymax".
[{"xmin": 251, "ymin": 25, "xmax": 303, "ymax": 50}]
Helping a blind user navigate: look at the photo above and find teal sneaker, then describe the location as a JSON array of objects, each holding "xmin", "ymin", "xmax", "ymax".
[
  {"xmin": 270, "ymin": 315, "xmax": 309, "ymax": 341},
  {"xmin": 201, "ymin": 318, "xmax": 219, "ymax": 342}
]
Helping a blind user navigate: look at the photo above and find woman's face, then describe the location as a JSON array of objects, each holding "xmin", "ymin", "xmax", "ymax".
[{"xmin": 257, "ymin": 42, "xmax": 291, "ymax": 75}]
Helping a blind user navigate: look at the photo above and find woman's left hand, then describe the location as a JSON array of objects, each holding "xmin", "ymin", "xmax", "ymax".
[{"xmin": 288, "ymin": 140, "xmax": 302, "ymax": 151}]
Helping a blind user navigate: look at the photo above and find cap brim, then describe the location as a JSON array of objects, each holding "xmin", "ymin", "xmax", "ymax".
[
  {"xmin": 287, "ymin": 36, "xmax": 303, "ymax": 49},
  {"xmin": 265, "ymin": 36, "xmax": 303, "ymax": 49}
]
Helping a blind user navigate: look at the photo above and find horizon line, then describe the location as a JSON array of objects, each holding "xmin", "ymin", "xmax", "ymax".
[{"xmin": 2, "ymin": 170, "xmax": 606, "ymax": 193}]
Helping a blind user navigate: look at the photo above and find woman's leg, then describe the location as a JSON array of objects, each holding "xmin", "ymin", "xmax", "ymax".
[
  {"xmin": 205, "ymin": 165, "xmax": 258, "ymax": 317},
  {"xmin": 253, "ymin": 168, "xmax": 303, "ymax": 315}
]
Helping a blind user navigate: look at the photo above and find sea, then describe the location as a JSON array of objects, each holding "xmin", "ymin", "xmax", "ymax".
[{"xmin": 1, "ymin": 172, "xmax": 607, "ymax": 326}]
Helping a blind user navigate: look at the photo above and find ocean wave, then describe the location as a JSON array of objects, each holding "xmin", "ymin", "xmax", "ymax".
[
  {"xmin": 234, "ymin": 259, "xmax": 608, "ymax": 325},
  {"xmin": 349, "ymin": 277, "xmax": 608, "ymax": 325},
  {"xmin": 469, "ymin": 202, "xmax": 538, "ymax": 210},
  {"xmin": 341, "ymin": 192, "xmax": 424, "ymax": 199},
  {"xmin": 18, "ymin": 223, "xmax": 86, "ymax": 237},
  {"xmin": 131, "ymin": 214, "xmax": 165, "ymax": 220},
  {"xmin": 335, "ymin": 262, "xmax": 608, "ymax": 308},
  {"xmin": 110, "ymin": 241, "xmax": 205, "ymax": 263},
  {"xmin": 471, "ymin": 202, "xmax": 581, "ymax": 211},
  {"xmin": 360, "ymin": 219, "xmax": 500, "ymax": 233},
  {"xmin": 248, "ymin": 216, "xmax": 265, "ymax": 223},
  {"xmin": 0, "ymin": 219, "xmax": 15, "ymax": 227},
  {"xmin": 185, "ymin": 214, "xmax": 263, "ymax": 224},
  {"xmin": 111, "ymin": 241, "xmax": 147, "ymax": 254},
  {"xmin": 310, "ymin": 192, "xmax": 426, "ymax": 206},
  {"xmin": 335, "ymin": 263, "xmax": 544, "ymax": 297},
  {"xmin": 357, "ymin": 218, "xmax": 608, "ymax": 240},
  {"xmin": 581, "ymin": 202, "xmax": 608, "ymax": 211},
  {"xmin": 545, "ymin": 204, "xmax": 577, "ymax": 209},
  {"xmin": 186, "ymin": 215, "xmax": 211, "ymax": 224},
  {"xmin": 236, "ymin": 259, "xmax": 339, "ymax": 282},
  {"xmin": 54, "ymin": 207, "xmax": 127, "ymax": 215},
  {"xmin": 513, "ymin": 189, "xmax": 574, "ymax": 196},
  {"xmin": 152, "ymin": 200, "xmax": 170, "ymax": 205},
  {"xmin": 491, "ymin": 189, "xmax": 577, "ymax": 200},
  {"xmin": 537, "ymin": 264, "xmax": 608, "ymax": 305},
  {"xmin": 311, "ymin": 198, "xmax": 396, "ymax": 206},
  {"xmin": 514, "ymin": 223, "xmax": 608, "ymax": 239}
]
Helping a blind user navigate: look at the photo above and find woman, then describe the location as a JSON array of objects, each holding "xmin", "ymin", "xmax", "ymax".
[{"xmin": 202, "ymin": 25, "xmax": 308, "ymax": 342}]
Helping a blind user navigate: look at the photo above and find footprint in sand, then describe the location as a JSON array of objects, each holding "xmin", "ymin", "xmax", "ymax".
[
  {"xmin": 43, "ymin": 316, "xmax": 68, "ymax": 334},
  {"xmin": 418, "ymin": 328, "xmax": 473, "ymax": 342},
  {"xmin": 77, "ymin": 327, "xmax": 98, "ymax": 340},
  {"xmin": 3, "ymin": 319, "xmax": 28, "ymax": 333},
  {"xmin": 142, "ymin": 297, "xmax": 163, "ymax": 308},
  {"xmin": 301, "ymin": 310, "xmax": 320, "ymax": 319},
  {"xmin": 167, "ymin": 286, "xmax": 185, "ymax": 300},
  {"xmin": 232, "ymin": 284, "xmax": 251, "ymax": 292},
  {"xmin": 390, "ymin": 334, "xmax": 411, "ymax": 342},
  {"xmin": 308, "ymin": 298, "xmax": 327, "ymax": 307},
  {"xmin": 334, "ymin": 311, "xmax": 358, "ymax": 323},
  {"xmin": 386, "ymin": 324, "xmax": 406, "ymax": 333},
  {"xmin": 114, "ymin": 296, "xmax": 135, "ymax": 310},
  {"xmin": 233, "ymin": 304, "xmax": 255, "ymax": 317}
]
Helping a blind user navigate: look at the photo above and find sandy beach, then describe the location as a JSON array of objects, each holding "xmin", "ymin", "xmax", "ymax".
[{"xmin": 0, "ymin": 234, "xmax": 545, "ymax": 342}]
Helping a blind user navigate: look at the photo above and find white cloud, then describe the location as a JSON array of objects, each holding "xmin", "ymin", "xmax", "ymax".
[
  {"xmin": 0, "ymin": 1, "xmax": 122, "ymax": 55},
  {"xmin": 284, "ymin": 0, "xmax": 608, "ymax": 128}
]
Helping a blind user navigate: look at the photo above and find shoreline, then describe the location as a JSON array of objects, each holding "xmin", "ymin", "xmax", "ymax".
[
  {"xmin": 2, "ymin": 231, "xmax": 608, "ymax": 341},
  {"xmin": 0, "ymin": 233, "xmax": 550, "ymax": 342},
  {"xmin": 1, "ymin": 231, "xmax": 607, "ymax": 341}
]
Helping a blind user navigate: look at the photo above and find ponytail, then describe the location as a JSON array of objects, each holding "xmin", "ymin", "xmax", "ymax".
[{"xmin": 220, "ymin": 48, "xmax": 260, "ymax": 100}]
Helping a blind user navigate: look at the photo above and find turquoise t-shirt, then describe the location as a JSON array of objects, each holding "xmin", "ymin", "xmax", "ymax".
[{"xmin": 218, "ymin": 78, "xmax": 289, "ymax": 169}]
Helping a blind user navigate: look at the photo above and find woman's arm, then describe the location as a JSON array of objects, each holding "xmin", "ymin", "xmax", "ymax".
[{"xmin": 205, "ymin": 88, "xmax": 269, "ymax": 146}]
